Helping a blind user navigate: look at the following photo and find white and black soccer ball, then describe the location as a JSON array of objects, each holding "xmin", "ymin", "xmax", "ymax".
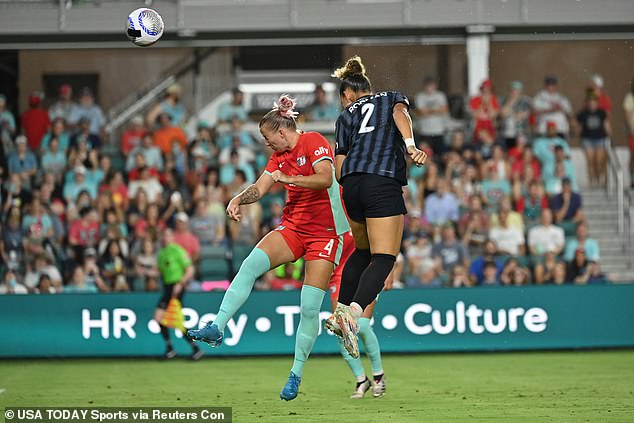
[{"xmin": 126, "ymin": 8, "xmax": 164, "ymax": 47}]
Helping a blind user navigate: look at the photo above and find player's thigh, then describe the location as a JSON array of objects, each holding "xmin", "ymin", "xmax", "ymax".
[
  {"xmin": 304, "ymin": 259, "xmax": 335, "ymax": 291},
  {"xmin": 366, "ymin": 215, "xmax": 404, "ymax": 256},
  {"xmin": 349, "ymin": 219, "xmax": 370, "ymax": 249},
  {"xmin": 256, "ymin": 229, "xmax": 300, "ymax": 269}
]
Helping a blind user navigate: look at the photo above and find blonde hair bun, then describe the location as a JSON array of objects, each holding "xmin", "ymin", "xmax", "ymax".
[{"xmin": 333, "ymin": 55, "xmax": 366, "ymax": 80}]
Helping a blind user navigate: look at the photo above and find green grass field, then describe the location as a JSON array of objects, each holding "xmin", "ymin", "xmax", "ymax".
[{"xmin": 1, "ymin": 351, "xmax": 633, "ymax": 422}]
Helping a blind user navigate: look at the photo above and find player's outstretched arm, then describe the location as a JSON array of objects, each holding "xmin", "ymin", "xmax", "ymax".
[
  {"xmin": 393, "ymin": 103, "xmax": 427, "ymax": 166},
  {"xmin": 270, "ymin": 160, "xmax": 333, "ymax": 190},
  {"xmin": 227, "ymin": 173, "xmax": 275, "ymax": 221}
]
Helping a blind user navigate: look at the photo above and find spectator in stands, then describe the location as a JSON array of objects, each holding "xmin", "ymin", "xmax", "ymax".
[
  {"xmin": 228, "ymin": 200, "xmax": 261, "ymax": 247},
  {"xmin": 481, "ymin": 165, "xmax": 511, "ymax": 212},
  {"xmin": 188, "ymin": 122, "xmax": 219, "ymax": 171},
  {"xmin": 99, "ymin": 240, "xmax": 129, "ymax": 291},
  {"xmin": 1, "ymin": 207, "xmax": 25, "ymax": 273},
  {"xmin": 563, "ymin": 221, "xmax": 600, "ymax": 262},
  {"xmin": 128, "ymin": 166, "xmax": 163, "ymax": 204},
  {"xmin": 577, "ymin": 92, "xmax": 610, "ymax": 187},
  {"xmin": 173, "ymin": 211, "xmax": 200, "ymax": 262},
  {"xmin": 489, "ymin": 207, "xmax": 525, "ymax": 256},
  {"xmin": 405, "ymin": 256, "xmax": 442, "ymax": 288},
  {"xmin": 63, "ymin": 166, "xmax": 97, "ymax": 203},
  {"xmin": 534, "ymin": 251, "xmax": 559, "ymax": 285},
  {"xmin": 566, "ymin": 248, "xmax": 590, "ymax": 284},
  {"xmin": 511, "ymin": 145, "xmax": 541, "ymax": 182},
  {"xmin": 23, "ymin": 254, "xmax": 62, "ymax": 293},
  {"xmin": 49, "ymin": 84, "xmax": 76, "ymax": 122},
  {"xmin": 450, "ymin": 265, "xmax": 472, "ymax": 288},
  {"xmin": 219, "ymin": 133, "xmax": 256, "ymax": 166},
  {"xmin": 127, "ymin": 133, "xmax": 164, "ymax": 172},
  {"xmin": 218, "ymin": 87, "xmax": 248, "ymax": 123},
  {"xmin": 217, "ymin": 117, "xmax": 255, "ymax": 149},
  {"xmin": 588, "ymin": 74, "xmax": 612, "ymax": 114},
  {"xmin": 468, "ymin": 239, "xmax": 504, "ymax": 285},
  {"xmin": 40, "ymin": 117, "xmax": 70, "ymax": 152},
  {"xmin": 415, "ymin": 76, "xmax": 448, "ymax": 156},
  {"xmin": 533, "ymin": 120, "xmax": 570, "ymax": 170},
  {"xmin": 469, "ymin": 79, "xmax": 498, "ymax": 145},
  {"xmin": 128, "ymin": 188, "xmax": 150, "ymax": 229},
  {"xmin": 8, "ymin": 136, "xmax": 37, "ymax": 186},
  {"xmin": 550, "ymin": 177, "xmax": 584, "ymax": 235},
  {"xmin": 128, "ymin": 153, "xmax": 160, "ymax": 182},
  {"xmin": 41, "ymin": 137, "xmax": 67, "ymax": 181},
  {"xmin": 543, "ymin": 145, "xmax": 577, "ymax": 195},
  {"xmin": 581, "ymin": 261, "xmax": 608, "ymax": 285},
  {"xmin": 528, "ymin": 208, "xmax": 564, "ymax": 257},
  {"xmin": 189, "ymin": 199, "xmax": 225, "ymax": 246},
  {"xmin": 0, "ymin": 94, "xmax": 17, "ymax": 141},
  {"xmin": 22, "ymin": 198, "xmax": 54, "ymax": 244},
  {"xmin": 623, "ymin": 77, "xmax": 634, "ymax": 188},
  {"xmin": 515, "ymin": 180, "xmax": 548, "ymax": 229},
  {"xmin": 485, "ymin": 144, "xmax": 511, "ymax": 182},
  {"xmin": 499, "ymin": 257, "xmax": 530, "ymax": 286},
  {"xmin": 133, "ymin": 236, "xmax": 160, "ymax": 291},
  {"xmin": 432, "ymin": 222, "xmax": 469, "ymax": 282},
  {"xmin": 68, "ymin": 88, "xmax": 105, "ymax": 135},
  {"xmin": 66, "ymin": 252, "xmax": 108, "ymax": 293},
  {"xmin": 545, "ymin": 261, "xmax": 568, "ymax": 285},
  {"xmin": 260, "ymin": 196, "xmax": 284, "ymax": 235},
  {"xmin": 153, "ymin": 112, "xmax": 187, "ymax": 157},
  {"xmin": 0, "ymin": 269, "xmax": 28, "ymax": 295},
  {"xmin": 424, "ymin": 179, "xmax": 459, "ymax": 225},
  {"xmin": 147, "ymin": 83, "xmax": 187, "ymax": 127},
  {"xmin": 68, "ymin": 207, "xmax": 100, "ymax": 255},
  {"xmin": 452, "ymin": 163, "xmax": 480, "ymax": 207},
  {"xmin": 36, "ymin": 274, "xmax": 56, "ymax": 294},
  {"xmin": 533, "ymin": 74, "xmax": 572, "ymax": 138},
  {"xmin": 458, "ymin": 194, "xmax": 489, "ymax": 248},
  {"xmin": 4, "ymin": 173, "xmax": 32, "ymax": 213},
  {"xmin": 220, "ymin": 153, "xmax": 256, "ymax": 186},
  {"xmin": 307, "ymin": 84, "xmax": 340, "ymax": 122},
  {"xmin": 500, "ymin": 81, "xmax": 532, "ymax": 149},
  {"xmin": 70, "ymin": 117, "xmax": 101, "ymax": 151},
  {"xmin": 21, "ymin": 91, "xmax": 50, "ymax": 151},
  {"xmin": 120, "ymin": 115, "xmax": 146, "ymax": 155},
  {"xmin": 100, "ymin": 171, "xmax": 128, "ymax": 211},
  {"xmin": 480, "ymin": 260, "xmax": 501, "ymax": 286},
  {"xmin": 134, "ymin": 203, "xmax": 165, "ymax": 240}
]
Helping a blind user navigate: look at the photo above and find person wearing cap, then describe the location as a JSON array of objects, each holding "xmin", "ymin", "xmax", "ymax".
[
  {"xmin": 588, "ymin": 74, "xmax": 612, "ymax": 114},
  {"xmin": 8, "ymin": 135, "xmax": 37, "ymax": 184},
  {"xmin": 63, "ymin": 165, "xmax": 98, "ymax": 203},
  {"xmin": 49, "ymin": 84, "xmax": 77, "ymax": 122},
  {"xmin": 120, "ymin": 115, "xmax": 147, "ymax": 155},
  {"xmin": 153, "ymin": 112, "xmax": 187, "ymax": 156},
  {"xmin": 468, "ymin": 79, "xmax": 499, "ymax": 144},
  {"xmin": 0, "ymin": 94, "xmax": 17, "ymax": 139},
  {"xmin": 173, "ymin": 211, "xmax": 200, "ymax": 262},
  {"xmin": 147, "ymin": 83, "xmax": 187, "ymax": 128},
  {"xmin": 533, "ymin": 74, "xmax": 572, "ymax": 138},
  {"xmin": 217, "ymin": 87, "xmax": 248, "ymax": 123},
  {"xmin": 414, "ymin": 76, "xmax": 448, "ymax": 157},
  {"xmin": 20, "ymin": 91, "xmax": 50, "ymax": 151},
  {"xmin": 500, "ymin": 80, "xmax": 532, "ymax": 149},
  {"xmin": 576, "ymin": 91, "xmax": 611, "ymax": 187},
  {"xmin": 532, "ymin": 120, "xmax": 571, "ymax": 172},
  {"xmin": 68, "ymin": 87, "xmax": 105, "ymax": 135}
]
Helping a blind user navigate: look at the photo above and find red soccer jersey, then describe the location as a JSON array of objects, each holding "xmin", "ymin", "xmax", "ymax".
[{"xmin": 265, "ymin": 131, "xmax": 349, "ymax": 237}]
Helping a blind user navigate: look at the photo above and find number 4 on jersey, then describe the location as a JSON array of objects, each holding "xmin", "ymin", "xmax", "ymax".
[
  {"xmin": 319, "ymin": 238, "xmax": 335, "ymax": 258},
  {"xmin": 359, "ymin": 103, "xmax": 375, "ymax": 134}
]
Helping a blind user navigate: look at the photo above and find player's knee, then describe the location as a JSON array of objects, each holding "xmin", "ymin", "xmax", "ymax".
[
  {"xmin": 371, "ymin": 253, "xmax": 396, "ymax": 270},
  {"xmin": 239, "ymin": 248, "xmax": 271, "ymax": 277}
]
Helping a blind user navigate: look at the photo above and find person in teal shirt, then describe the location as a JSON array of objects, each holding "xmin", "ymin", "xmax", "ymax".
[
  {"xmin": 532, "ymin": 122, "xmax": 570, "ymax": 171},
  {"xmin": 563, "ymin": 222, "xmax": 600, "ymax": 262}
]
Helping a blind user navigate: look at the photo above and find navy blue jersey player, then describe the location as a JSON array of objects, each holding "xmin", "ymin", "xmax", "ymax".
[{"xmin": 329, "ymin": 56, "xmax": 427, "ymax": 359}]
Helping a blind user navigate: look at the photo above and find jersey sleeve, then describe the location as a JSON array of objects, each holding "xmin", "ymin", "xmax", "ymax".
[
  {"xmin": 335, "ymin": 114, "xmax": 351, "ymax": 155},
  {"xmin": 178, "ymin": 246, "xmax": 193, "ymax": 268},
  {"xmin": 306, "ymin": 133, "xmax": 334, "ymax": 167},
  {"xmin": 392, "ymin": 91, "xmax": 410, "ymax": 110},
  {"xmin": 264, "ymin": 153, "xmax": 280, "ymax": 176}
]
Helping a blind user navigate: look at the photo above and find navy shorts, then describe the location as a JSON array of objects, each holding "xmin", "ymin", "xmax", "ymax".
[
  {"xmin": 341, "ymin": 173, "xmax": 407, "ymax": 222},
  {"xmin": 157, "ymin": 284, "xmax": 184, "ymax": 310}
]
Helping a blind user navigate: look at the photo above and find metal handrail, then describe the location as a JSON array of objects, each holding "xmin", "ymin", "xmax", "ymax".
[{"xmin": 605, "ymin": 139, "xmax": 625, "ymax": 237}]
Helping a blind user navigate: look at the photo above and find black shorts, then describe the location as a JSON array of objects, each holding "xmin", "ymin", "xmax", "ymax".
[
  {"xmin": 342, "ymin": 173, "xmax": 407, "ymax": 222},
  {"xmin": 157, "ymin": 284, "xmax": 184, "ymax": 310}
]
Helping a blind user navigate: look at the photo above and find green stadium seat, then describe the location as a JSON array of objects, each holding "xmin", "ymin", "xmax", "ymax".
[
  {"xmin": 200, "ymin": 244, "xmax": 228, "ymax": 260},
  {"xmin": 232, "ymin": 244, "xmax": 254, "ymax": 274},
  {"xmin": 198, "ymin": 258, "xmax": 230, "ymax": 281}
]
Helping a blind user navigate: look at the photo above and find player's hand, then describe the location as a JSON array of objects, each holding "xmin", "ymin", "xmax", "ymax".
[
  {"xmin": 270, "ymin": 170, "xmax": 290, "ymax": 184},
  {"xmin": 226, "ymin": 198, "xmax": 242, "ymax": 222},
  {"xmin": 407, "ymin": 145, "xmax": 427, "ymax": 167}
]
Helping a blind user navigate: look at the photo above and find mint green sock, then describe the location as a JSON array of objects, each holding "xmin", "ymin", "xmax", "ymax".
[
  {"xmin": 338, "ymin": 338, "xmax": 366, "ymax": 380},
  {"xmin": 358, "ymin": 317, "xmax": 383, "ymax": 375},
  {"xmin": 214, "ymin": 248, "xmax": 270, "ymax": 331},
  {"xmin": 290, "ymin": 285, "xmax": 325, "ymax": 377}
]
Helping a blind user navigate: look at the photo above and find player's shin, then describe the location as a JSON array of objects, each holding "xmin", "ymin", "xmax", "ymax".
[
  {"xmin": 290, "ymin": 285, "xmax": 325, "ymax": 377},
  {"xmin": 338, "ymin": 248, "xmax": 371, "ymax": 305},
  {"xmin": 214, "ymin": 248, "xmax": 270, "ymax": 331},
  {"xmin": 338, "ymin": 338, "xmax": 366, "ymax": 382},
  {"xmin": 352, "ymin": 254, "xmax": 395, "ymax": 309},
  {"xmin": 358, "ymin": 317, "xmax": 383, "ymax": 376}
]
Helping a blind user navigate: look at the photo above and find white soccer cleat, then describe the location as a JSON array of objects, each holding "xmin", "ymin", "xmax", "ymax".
[
  {"xmin": 350, "ymin": 378, "xmax": 371, "ymax": 399},
  {"xmin": 372, "ymin": 374, "xmax": 387, "ymax": 397},
  {"xmin": 334, "ymin": 305, "xmax": 360, "ymax": 359},
  {"xmin": 324, "ymin": 315, "xmax": 342, "ymax": 337}
]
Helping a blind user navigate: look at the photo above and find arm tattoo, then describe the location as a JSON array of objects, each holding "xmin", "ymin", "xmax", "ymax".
[{"xmin": 238, "ymin": 184, "xmax": 260, "ymax": 205}]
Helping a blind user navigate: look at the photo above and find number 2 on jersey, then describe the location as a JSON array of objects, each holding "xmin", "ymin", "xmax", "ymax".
[{"xmin": 358, "ymin": 103, "xmax": 375, "ymax": 134}]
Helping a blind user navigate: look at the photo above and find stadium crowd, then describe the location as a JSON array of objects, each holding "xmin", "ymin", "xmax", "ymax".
[{"xmin": 0, "ymin": 72, "xmax": 630, "ymax": 294}]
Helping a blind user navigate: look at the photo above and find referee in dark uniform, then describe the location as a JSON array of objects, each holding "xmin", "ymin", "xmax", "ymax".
[
  {"xmin": 155, "ymin": 228, "xmax": 202, "ymax": 360},
  {"xmin": 330, "ymin": 55, "xmax": 427, "ymax": 356}
]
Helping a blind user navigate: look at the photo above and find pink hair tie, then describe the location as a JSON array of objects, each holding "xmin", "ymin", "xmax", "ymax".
[{"xmin": 274, "ymin": 95, "xmax": 299, "ymax": 119}]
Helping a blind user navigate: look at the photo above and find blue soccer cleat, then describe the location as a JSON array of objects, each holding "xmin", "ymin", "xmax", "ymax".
[
  {"xmin": 187, "ymin": 322, "xmax": 224, "ymax": 347},
  {"xmin": 280, "ymin": 372, "xmax": 302, "ymax": 401}
]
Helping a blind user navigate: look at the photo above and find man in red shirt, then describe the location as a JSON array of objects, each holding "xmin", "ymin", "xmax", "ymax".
[
  {"xmin": 172, "ymin": 212, "xmax": 200, "ymax": 262},
  {"xmin": 120, "ymin": 115, "xmax": 147, "ymax": 154},
  {"xmin": 21, "ymin": 92, "xmax": 50, "ymax": 151}
]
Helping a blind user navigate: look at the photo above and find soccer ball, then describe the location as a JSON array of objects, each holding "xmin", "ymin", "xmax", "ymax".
[{"xmin": 126, "ymin": 8, "xmax": 164, "ymax": 47}]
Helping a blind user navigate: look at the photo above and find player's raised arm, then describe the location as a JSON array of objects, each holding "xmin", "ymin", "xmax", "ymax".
[{"xmin": 393, "ymin": 102, "xmax": 427, "ymax": 166}]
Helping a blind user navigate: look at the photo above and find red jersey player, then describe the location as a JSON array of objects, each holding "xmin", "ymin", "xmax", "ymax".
[{"xmin": 189, "ymin": 95, "xmax": 349, "ymax": 401}]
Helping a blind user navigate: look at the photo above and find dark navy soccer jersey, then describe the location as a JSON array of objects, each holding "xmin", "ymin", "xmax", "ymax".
[{"xmin": 335, "ymin": 91, "xmax": 410, "ymax": 186}]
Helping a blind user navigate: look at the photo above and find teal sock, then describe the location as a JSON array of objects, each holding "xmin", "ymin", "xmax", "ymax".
[
  {"xmin": 338, "ymin": 338, "xmax": 366, "ymax": 381},
  {"xmin": 290, "ymin": 285, "xmax": 325, "ymax": 377},
  {"xmin": 214, "ymin": 248, "xmax": 270, "ymax": 331},
  {"xmin": 358, "ymin": 317, "xmax": 383, "ymax": 375}
]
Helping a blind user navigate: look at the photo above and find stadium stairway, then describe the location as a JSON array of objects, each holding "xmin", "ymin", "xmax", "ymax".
[{"xmin": 580, "ymin": 187, "xmax": 632, "ymax": 282}]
